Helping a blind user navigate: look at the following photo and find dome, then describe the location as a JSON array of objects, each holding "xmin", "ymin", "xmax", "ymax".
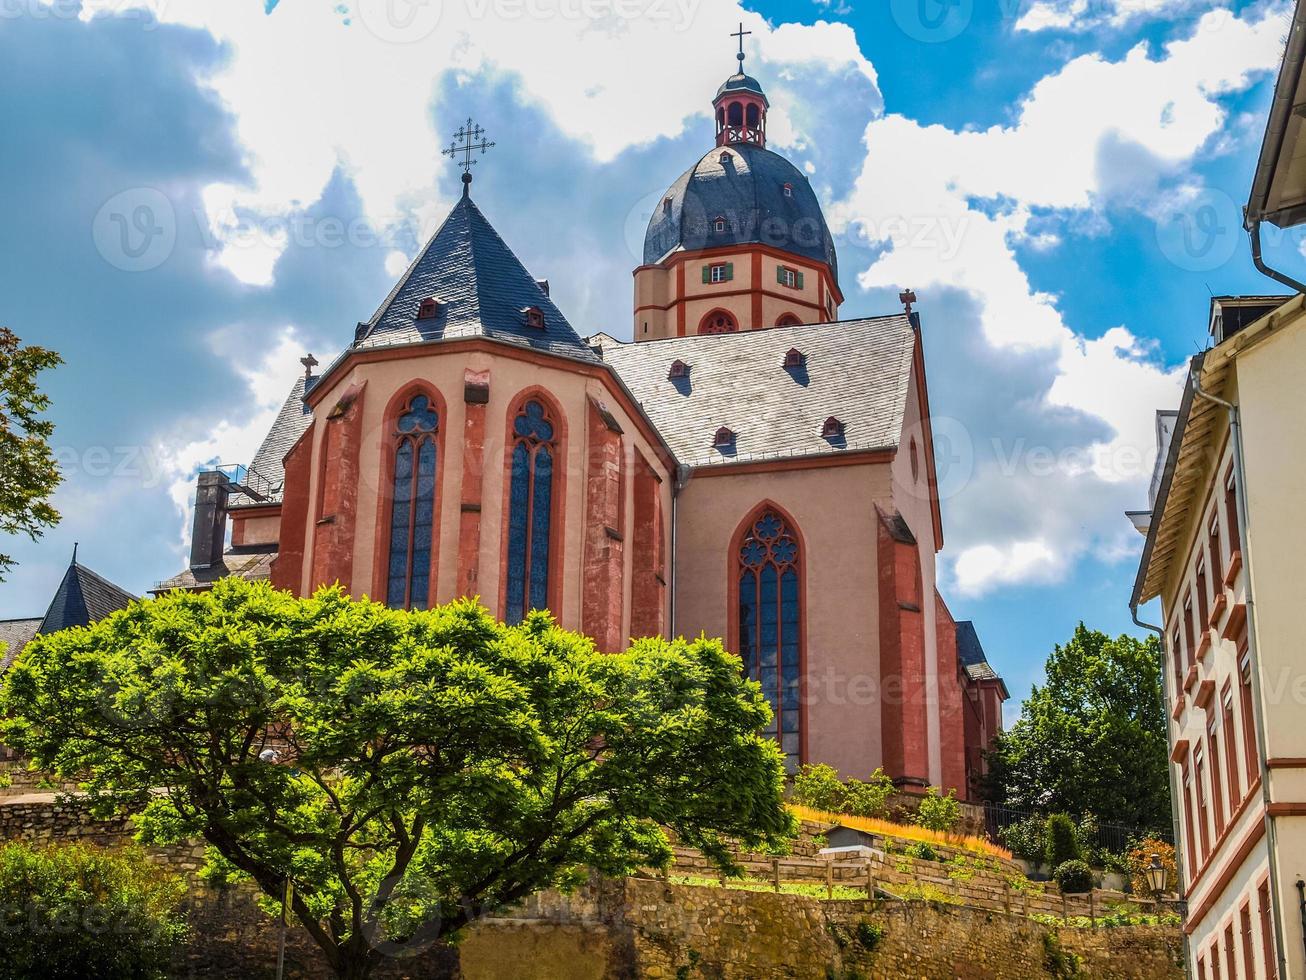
[
  {"xmin": 715, "ymin": 72, "xmax": 769, "ymax": 104},
  {"xmin": 642, "ymin": 143, "xmax": 838, "ymax": 281}
]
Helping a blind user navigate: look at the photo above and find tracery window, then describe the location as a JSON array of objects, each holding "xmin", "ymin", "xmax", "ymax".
[
  {"xmin": 505, "ymin": 398, "xmax": 558, "ymax": 623},
  {"xmin": 386, "ymin": 393, "xmax": 439, "ymax": 609},
  {"xmin": 737, "ymin": 509, "xmax": 803, "ymax": 772},
  {"xmin": 699, "ymin": 310, "xmax": 738, "ymax": 334}
]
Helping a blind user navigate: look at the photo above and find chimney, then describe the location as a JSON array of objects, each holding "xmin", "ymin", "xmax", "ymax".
[{"xmin": 189, "ymin": 471, "xmax": 230, "ymax": 570}]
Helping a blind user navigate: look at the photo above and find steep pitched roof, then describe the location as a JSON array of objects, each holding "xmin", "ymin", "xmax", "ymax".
[
  {"xmin": 354, "ymin": 193, "xmax": 598, "ymax": 362},
  {"xmin": 0, "ymin": 618, "xmax": 41, "ymax": 672},
  {"xmin": 955, "ymin": 620, "xmax": 1007, "ymax": 695},
  {"xmin": 235, "ymin": 375, "xmax": 315, "ymax": 507},
  {"xmin": 595, "ymin": 316, "xmax": 916, "ymax": 469},
  {"xmin": 38, "ymin": 562, "xmax": 137, "ymax": 634}
]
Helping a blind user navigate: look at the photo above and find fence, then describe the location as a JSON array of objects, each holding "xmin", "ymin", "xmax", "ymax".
[{"xmin": 981, "ymin": 802, "xmax": 1172, "ymax": 857}]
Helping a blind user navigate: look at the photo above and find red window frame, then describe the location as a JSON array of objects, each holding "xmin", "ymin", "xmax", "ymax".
[
  {"xmin": 1241, "ymin": 901, "xmax": 1255, "ymax": 980},
  {"xmin": 1224, "ymin": 923, "xmax": 1237, "ymax": 980},
  {"xmin": 1196, "ymin": 558, "xmax": 1210, "ymax": 635},
  {"xmin": 1208, "ymin": 715, "xmax": 1225, "ymax": 838},
  {"xmin": 1208, "ymin": 511, "xmax": 1223, "ymax": 587},
  {"xmin": 1184, "ymin": 591, "xmax": 1196, "ymax": 665},
  {"xmin": 1240, "ymin": 650, "xmax": 1260, "ymax": 784},
  {"xmin": 1222, "ymin": 683, "xmax": 1241, "ymax": 805},
  {"xmin": 1195, "ymin": 746, "xmax": 1211, "ymax": 861},
  {"xmin": 1225, "ymin": 467, "xmax": 1241, "ymax": 556},
  {"xmin": 1182, "ymin": 761, "xmax": 1198, "ymax": 881},
  {"xmin": 1259, "ymin": 878, "xmax": 1277, "ymax": 980}
]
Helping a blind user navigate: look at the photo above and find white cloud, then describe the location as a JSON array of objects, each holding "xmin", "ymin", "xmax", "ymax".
[
  {"xmin": 1015, "ymin": 0, "xmax": 1211, "ymax": 32},
  {"xmin": 839, "ymin": 6, "xmax": 1284, "ymax": 596}
]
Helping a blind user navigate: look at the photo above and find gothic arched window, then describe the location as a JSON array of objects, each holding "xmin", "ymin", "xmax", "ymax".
[
  {"xmin": 386, "ymin": 393, "xmax": 439, "ymax": 610},
  {"xmin": 698, "ymin": 310, "xmax": 738, "ymax": 335},
  {"xmin": 737, "ymin": 508, "xmax": 803, "ymax": 772},
  {"xmin": 505, "ymin": 398, "xmax": 559, "ymax": 623}
]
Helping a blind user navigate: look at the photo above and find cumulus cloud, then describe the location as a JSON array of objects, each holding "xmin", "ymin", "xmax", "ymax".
[
  {"xmin": 838, "ymin": 5, "xmax": 1285, "ymax": 597},
  {"xmin": 1014, "ymin": 0, "xmax": 1212, "ymax": 33}
]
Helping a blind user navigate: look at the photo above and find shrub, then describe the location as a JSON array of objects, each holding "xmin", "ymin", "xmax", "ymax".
[
  {"xmin": 854, "ymin": 920, "xmax": 883, "ymax": 951},
  {"xmin": 1045, "ymin": 814, "xmax": 1081, "ymax": 870},
  {"xmin": 903, "ymin": 841, "xmax": 938, "ymax": 862},
  {"xmin": 1126, "ymin": 839, "xmax": 1176, "ymax": 897},
  {"xmin": 842, "ymin": 770, "xmax": 894, "ymax": 818},
  {"xmin": 998, "ymin": 815, "xmax": 1047, "ymax": 862},
  {"xmin": 1073, "ymin": 813, "xmax": 1100, "ymax": 866},
  {"xmin": 913, "ymin": 787, "xmax": 962, "ymax": 833},
  {"xmin": 793, "ymin": 763, "xmax": 844, "ymax": 812},
  {"xmin": 1053, "ymin": 859, "xmax": 1094, "ymax": 894},
  {"xmin": 0, "ymin": 841, "xmax": 187, "ymax": 980}
]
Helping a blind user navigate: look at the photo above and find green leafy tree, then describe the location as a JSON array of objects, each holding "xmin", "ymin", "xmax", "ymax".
[
  {"xmin": 1045, "ymin": 814, "xmax": 1080, "ymax": 869},
  {"xmin": 912, "ymin": 787, "xmax": 962, "ymax": 833},
  {"xmin": 0, "ymin": 580, "xmax": 795, "ymax": 980},
  {"xmin": 0, "ymin": 327, "xmax": 62, "ymax": 580},
  {"xmin": 982, "ymin": 625, "xmax": 1170, "ymax": 833}
]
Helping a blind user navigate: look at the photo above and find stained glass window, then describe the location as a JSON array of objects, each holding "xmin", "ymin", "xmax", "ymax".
[
  {"xmin": 738, "ymin": 509, "xmax": 802, "ymax": 773},
  {"xmin": 386, "ymin": 393, "xmax": 439, "ymax": 610},
  {"xmin": 505, "ymin": 398, "xmax": 557, "ymax": 624}
]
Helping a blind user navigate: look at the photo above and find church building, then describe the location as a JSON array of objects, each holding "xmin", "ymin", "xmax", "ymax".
[{"xmin": 160, "ymin": 50, "xmax": 1006, "ymax": 795}]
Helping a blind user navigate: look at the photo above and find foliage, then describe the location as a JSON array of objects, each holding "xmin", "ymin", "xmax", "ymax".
[
  {"xmin": 791, "ymin": 764, "xmax": 894, "ymax": 819},
  {"xmin": 897, "ymin": 881, "xmax": 959, "ymax": 905},
  {"xmin": 0, "ymin": 580, "xmax": 795, "ymax": 980},
  {"xmin": 0, "ymin": 841, "xmax": 187, "ymax": 980},
  {"xmin": 786, "ymin": 805, "xmax": 1011, "ymax": 860},
  {"xmin": 1053, "ymin": 860, "xmax": 1094, "ymax": 894},
  {"xmin": 1126, "ymin": 839, "xmax": 1177, "ymax": 897},
  {"xmin": 669, "ymin": 875, "xmax": 867, "ymax": 901},
  {"xmin": 854, "ymin": 920, "xmax": 883, "ymax": 951},
  {"xmin": 998, "ymin": 815, "xmax": 1047, "ymax": 863},
  {"xmin": 902, "ymin": 841, "xmax": 937, "ymax": 862},
  {"xmin": 1041, "ymin": 933, "xmax": 1082, "ymax": 978},
  {"xmin": 912, "ymin": 787, "xmax": 961, "ymax": 833},
  {"xmin": 0, "ymin": 328, "xmax": 62, "ymax": 581},
  {"xmin": 982, "ymin": 625, "xmax": 1170, "ymax": 833},
  {"xmin": 1045, "ymin": 814, "xmax": 1081, "ymax": 869}
]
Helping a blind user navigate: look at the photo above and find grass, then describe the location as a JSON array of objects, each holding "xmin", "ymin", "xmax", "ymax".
[
  {"xmin": 788, "ymin": 804, "xmax": 1013, "ymax": 860},
  {"xmin": 668, "ymin": 874, "xmax": 870, "ymax": 901}
]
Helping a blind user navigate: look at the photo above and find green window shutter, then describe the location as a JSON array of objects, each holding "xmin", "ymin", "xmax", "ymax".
[
  {"xmin": 724, "ymin": 262, "xmax": 734, "ymax": 281},
  {"xmin": 777, "ymin": 265, "xmax": 785, "ymax": 285},
  {"xmin": 702, "ymin": 265, "xmax": 711, "ymax": 284},
  {"xmin": 796, "ymin": 270, "xmax": 805, "ymax": 290}
]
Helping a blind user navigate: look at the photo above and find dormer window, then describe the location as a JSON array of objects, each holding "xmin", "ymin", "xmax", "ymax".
[
  {"xmin": 719, "ymin": 151, "xmax": 732, "ymax": 165},
  {"xmin": 713, "ymin": 426, "xmax": 735, "ymax": 448},
  {"xmin": 523, "ymin": 306, "xmax": 545, "ymax": 330},
  {"xmin": 663, "ymin": 197, "xmax": 672, "ymax": 215},
  {"xmin": 668, "ymin": 359, "xmax": 689, "ymax": 380},
  {"xmin": 783, "ymin": 182, "xmax": 793, "ymax": 198},
  {"xmin": 417, "ymin": 296, "xmax": 440, "ymax": 320},
  {"xmin": 822, "ymin": 417, "xmax": 844, "ymax": 439},
  {"xmin": 783, "ymin": 348, "xmax": 805, "ymax": 368},
  {"xmin": 713, "ymin": 216, "xmax": 727, "ymax": 234}
]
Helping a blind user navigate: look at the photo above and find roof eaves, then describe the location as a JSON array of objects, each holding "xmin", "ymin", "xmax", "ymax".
[{"xmin": 1247, "ymin": 0, "xmax": 1306, "ymax": 227}]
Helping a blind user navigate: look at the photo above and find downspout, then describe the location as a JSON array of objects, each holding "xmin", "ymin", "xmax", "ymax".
[
  {"xmin": 669, "ymin": 464, "xmax": 691, "ymax": 637},
  {"xmin": 1131, "ymin": 603, "xmax": 1192, "ymax": 979},
  {"xmin": 1249, "ymin": 219, "xmax": 1306, "ymax": 295},
  {"xmin": 1190, "ymin": 371, "xmax": 1290, "ymax": 980}
]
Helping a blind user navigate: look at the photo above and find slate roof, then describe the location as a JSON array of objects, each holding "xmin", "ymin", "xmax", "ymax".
[
  {"xmin": 0, "ymin": 619, "xmax": 40, "ymax": 672},
  {"xmin": 642, "ymin": 143, "xmax": 838, "ymax": 280},
  {"xmin": 153, "ymin": 546, "xmax": 277, "ymax": 594},
  {"xmin": 595, "ymin": 316, "xmax": 916, "ymax": 469},
  {"xmin": 956, "ymin": 620, "xmax": 1004, "ymax": 692},
  {"xmin": 715, "ymin": 71, "xmax": 768, "ymax": 102},
  {"xmin": 39, "ymin": 562, "xmax": 137, "ymax": 634},
  {"xmin": 234, "ymin": 375, "xmax": 315, "ymax": 507},
  {"xmin": 354, "ymin": 193, "xmax": 598, "ymax": 362}
]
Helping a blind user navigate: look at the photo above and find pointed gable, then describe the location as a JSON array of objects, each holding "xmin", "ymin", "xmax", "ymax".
[
  {"xmin": 38, "ymin": 563, "xmax": 136, "ymax": 634},
  {"xmin": 354, "ymin": 195, "xmax": 597, "ymax": 362}
]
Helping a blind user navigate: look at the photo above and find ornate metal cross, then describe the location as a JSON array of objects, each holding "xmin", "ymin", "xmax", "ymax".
[
  {"xmin": 732, "ymin": 22, "xmax": 751, "ymax": 65},
  {"xmin": 442, "ymin": 118, "xmax": 495, "ymax": 175}
]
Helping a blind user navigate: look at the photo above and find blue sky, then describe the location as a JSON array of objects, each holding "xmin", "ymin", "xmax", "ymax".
[{"xmin": 0, "ymin": 0, "xmax": 1299, "ymax": 718}]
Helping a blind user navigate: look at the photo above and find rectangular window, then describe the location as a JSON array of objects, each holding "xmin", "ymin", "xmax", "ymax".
[
  {"xmin": 1225, "ymin": 467, "xmax": 1241, "ymax": 557},
  {"xmin": 1209, "ymin": 512, "xmax": 1223, "ymax": 587},
  {"xmin": 704, "ymin": 262, "xmax": 733, "ymax": 284},
  {"xmin": 1182, "ymin": 762, "xmax": 1198, "ymax": 881},
  {"xmin": 1240, "ymin": 652, "xmax": 1260, "ymax": 785},
  {"xmin": 1224, "ymin": 924, "xmax": 1236, "ymax": 980},
  {"xmin": 1172, "ymin": 628, "xmax": 1184, "ymax": 698},
  {"xmin": 1197, "ymin": 559, "xmax": 1210, "ymax": 635},
  {"xmin": 1223, "ymin": 684, "xmax": 1241, "ymax": 805},
  {"xmin": 1241, "ymin": 901, "xmax": 1255, "ymax": 980},
  {"xmin": 1184, "ymin": 592, "xmax": 1196, "ymax": 667},
  {"xmin": 1197, "ymin": 953, "xmax": 1208, "ymax": 980},
  {"xmin": 1208, "ymin": 718, "xmax": 1225, "ymax": 838},
  {"xmin": 776, "ymin": 265, "xmax": 803, "ymax": 289},
  {"xmin": 1258, "ymin": 879, "xmax": 1277, "ymax": 980},
  {"xmin": 1195, "ymin": 747, "xmax": 1211, "ymax": 861},
  {"xmin": 1209, "ymin": 939, "xmax": 1221, "ymax": 980}
]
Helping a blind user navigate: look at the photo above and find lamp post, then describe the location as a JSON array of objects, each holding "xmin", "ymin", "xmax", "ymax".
[
  {"xmin": 1145, "ymin": 853, "xmax": 1168, "ymax": 915},
  {"xmin": 258, "ymin": 748, "xmax": 289, "ymax": 980}
]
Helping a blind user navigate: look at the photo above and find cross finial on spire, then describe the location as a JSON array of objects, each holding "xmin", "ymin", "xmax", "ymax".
[
  {"xmin": 442, "ymin": 117, "xmax": 495, "ymax": 196},
  {"xmin": 731, "ymin": 22, "xmax": 751, "ymax": 68}
]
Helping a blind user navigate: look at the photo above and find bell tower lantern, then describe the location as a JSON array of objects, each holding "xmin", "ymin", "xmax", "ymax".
[{"xmin": 715, "ymin": 23, "xmax": 768, "ymax": 149}]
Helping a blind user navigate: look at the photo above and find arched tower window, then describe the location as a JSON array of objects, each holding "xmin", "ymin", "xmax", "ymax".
[
  {"xmin": 698, "ymin": 310, "xmax": 739, "ymax": 335},
  {"xmin": 776, "ymin": 313, "xmax": 802, "ymax": 327},
  {"xmin": 737, "ymin": 508, "xmax": 803, "ymax": 772},
  {"xmin": 386, "ymin": 393, "xmax": 440, "ymax": 609},
  {"xmin": 505, "ymin": 397, "xmax": 559, "ymax": 623}
]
